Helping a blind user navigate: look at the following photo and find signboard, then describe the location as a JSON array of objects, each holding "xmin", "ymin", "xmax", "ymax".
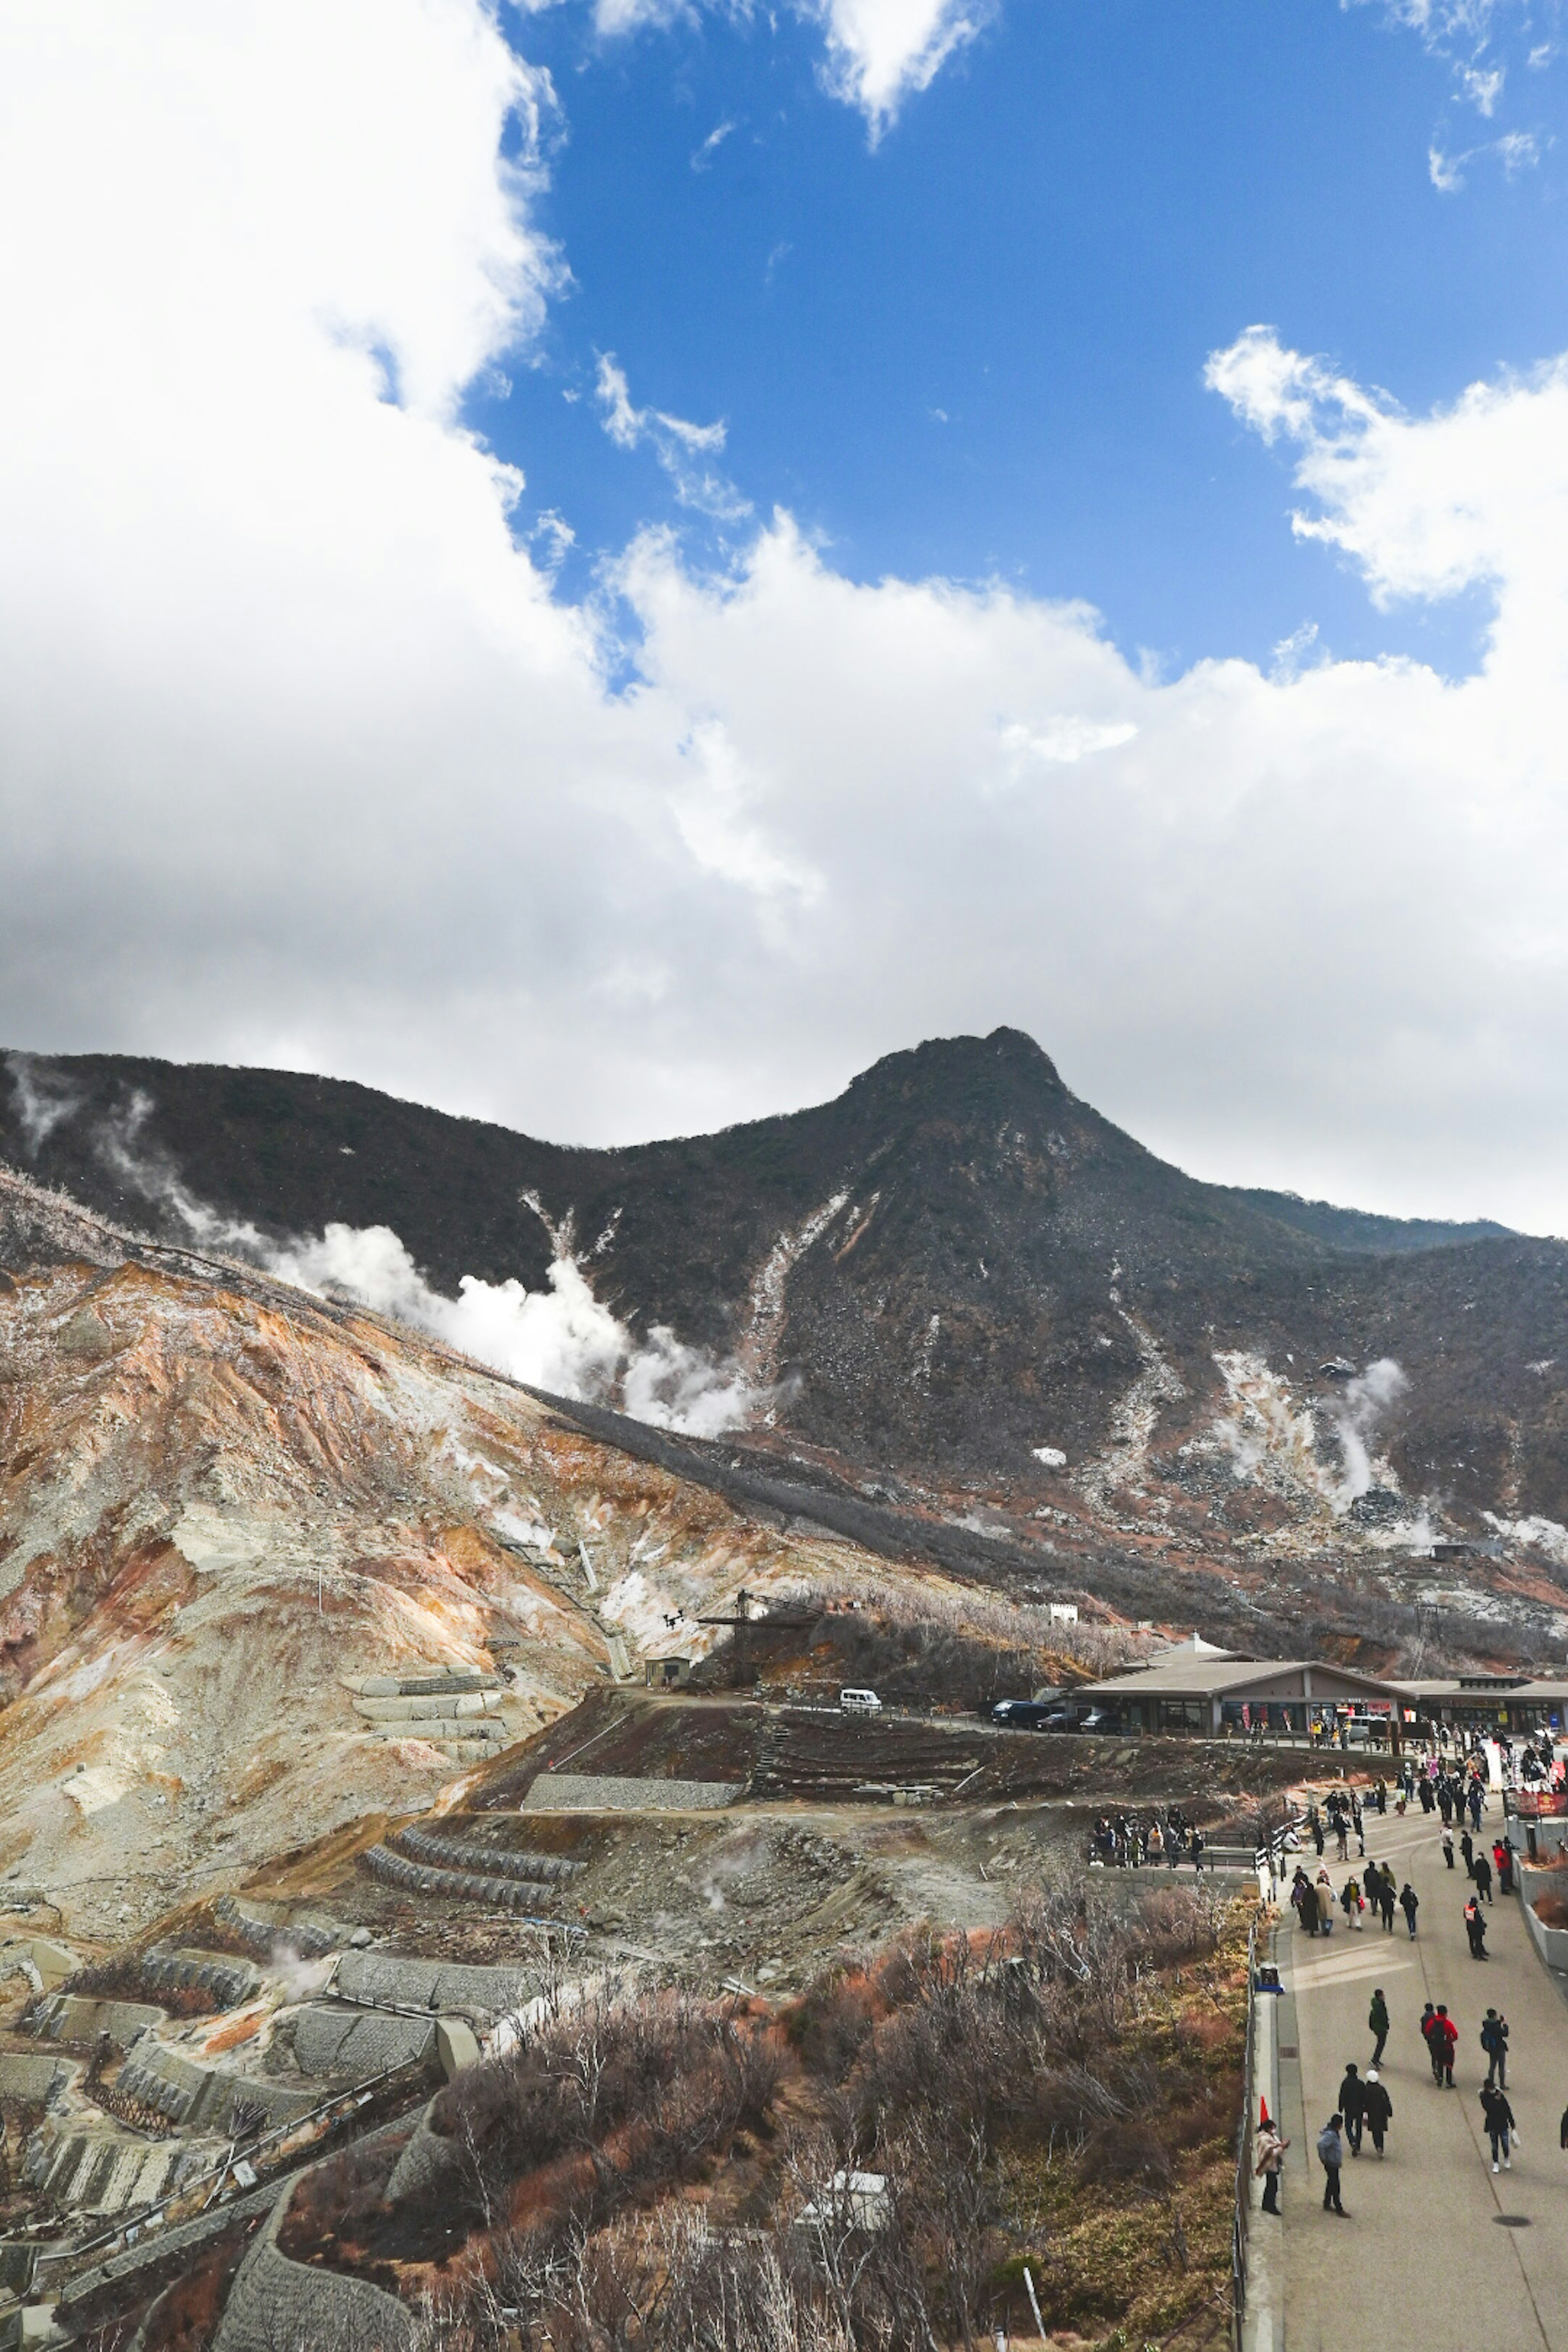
[{"xmin": 1512, "ymin": 1790, "xmax": 1568, "ymax": 1818}]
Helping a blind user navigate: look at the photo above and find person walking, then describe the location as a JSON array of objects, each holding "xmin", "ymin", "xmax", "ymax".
[
  {"xmin": 1421, "ymin": 2001, "xmax": 1442, "ymax": 2083},
  {"xmin": 1481, "ymin": 2009, "xmax": 1509, "ymax": 2088},
  {"xmin": 1341, "ymin": 1875, "xmax": 1365, "ymax": 1931},
  {"xmin": 1361, "ymin": 2069, "xmax": 1393, "ymax": 2158},
  {"xmin": 1466, "ymin": 1897, "xmax": 1490, "ymax": 1960},
  {"xmin": 1474, "ymin": 1849, "xmax": 1493, "ymax": 1904},
  {"xmin": 1255, "ymin": 2118, "xmax": 1289, "ymax": 2214},
  {"xmin": 1318, "ymin": 2114, "xmax": 1349, "ymax": 2215},
  {"xmin": 1338, "ymin": 2062, "xmax": 1367, "ymax": 2156},
  {"xmin": 1400, "ymin": 1881, "xmax": 1419, "ymax": 1939},
  {"xmin": 1461, "ymin": 1828, "xmax": 1475, "ymax": 1878},
  {"xmin": 1433, "ymin": 2005, "xmax": 1458, "ymax": 2086},
  {"xmin": 1480, "ymin": 2082, "xmax": 1517, "ymax": 2173},
  {"xmin": 1369, "ymin": 1988, "xmax": 1390, "ymax": 2067},
  {"xmin": 1379, "ymin": 1872, "xmax": 1397, "ymax": 1931},
  {"xmin": 1442, "ymin": 1825, "xmax": 1455, "ymax": 1871}
]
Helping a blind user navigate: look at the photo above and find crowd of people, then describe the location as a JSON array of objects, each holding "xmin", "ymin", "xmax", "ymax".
[
  {"xmin": 1259, "ymin": 1731, "xmax": 1568, "ymax": 2230},
  {"xmin": 1088, "ymin": 1808, "xmax": 1208, "ymax": 1869}
]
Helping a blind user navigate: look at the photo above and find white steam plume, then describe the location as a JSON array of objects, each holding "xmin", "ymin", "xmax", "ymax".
[
  {"xmin": 91, "ymin": 1101, "xmax": 761, "ymax": 1437},
  {"xmin": 5, "ymin": 1054, "xmax": 83, "ymax": 1154},
  {"xmin": 272, "ymin": 1222, "xmax": 762, "ymax": 1436},
  {"xmin": 1330, "ymin": 1356, "xmax": 1408, "ymax": 1503}
]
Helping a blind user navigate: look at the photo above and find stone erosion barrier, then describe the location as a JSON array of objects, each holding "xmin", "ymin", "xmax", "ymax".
[
  {"xmin": 288, "ymin": 2006, "xmax": 437, "ymax": 2080},
  {"xmin": 114, "ymin": 2044, "xmax": 320, "ymax": 2134},
  {"xmin": 523, "ymin": 1773, "xmax": 744, "ymax": 1813},
  {"xmin": 343, "ymin": 1667, "xmax": 512, "ymax": 1766},
  {"xmin": 333, "ymin": 1949, "xmax": 534, "ymax": 2025},
  {"xmin": 22, "ymin": 2123, "xmax": 207, "ymax": 2217},
  {"xmin": 0, "ymin": 2053, "xmax": 76, "ymax": 2105},
  {"xmin": 27, "ymin": 1996, "xmax": 166, "ymax": 2049},
  {"xmin": 360, "ymin": 1844, "xmax": 562, "ymax": 1915},
  {"xmin": 211, "ymin": 2177, "xmax": 417, "ymax": 2352},
  {"xmin": 210, "ymin": 1895, "xmax": 347, "ymax": 1962},
  {"xmin": 394, "ymin": 1824, "xmax": 584, "ymax": 1883}
]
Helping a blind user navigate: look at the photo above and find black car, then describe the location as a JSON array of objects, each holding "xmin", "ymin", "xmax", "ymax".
[{"xmin": 989, "ymin": 1699, "xmax": 1056, "ymax": 1730}]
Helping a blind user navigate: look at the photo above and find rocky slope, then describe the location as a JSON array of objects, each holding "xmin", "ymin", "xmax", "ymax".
[
  {"xmin": 5, "ymin": 1033, "xmax": 1566, "ymax": 1556},
  {"xmin": 0, "ymin": 1166, "xmax": 1003, "ymax": 1941}
]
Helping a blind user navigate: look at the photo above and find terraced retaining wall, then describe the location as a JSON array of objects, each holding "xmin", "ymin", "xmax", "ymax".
[
  {"xmin": 361, "ymin": 1844, "xmax": 561, "ymax": 1914},
  {"xmin": 212, "ymin": 2185, "xmax": 417, "ymax": 2352},
  {"xmin": 523, "ymin": 1772, "xmax": 744, "ymax": 1812},
  {"xmin": 333, "ymin": 1949, "xmax": 532, "ymax": 2021},
  {"xmin": 393, "ymin": 1824, "xmax": 583, "ymax": 1882}
]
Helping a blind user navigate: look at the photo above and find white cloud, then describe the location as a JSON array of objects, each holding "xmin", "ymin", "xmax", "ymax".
[
  {"xmin": 691, "ymin": 120, "xmax": 738, "ymax": 170},
  {"xmin": 808, "ymin": 0, "xmax": 987, "ymax": 139},
  {"xmin": 9, "ymin": 9, "xmax": 1568, "ymax": 1245},
  {"xmin": 595, "ymin": 355, "xmax": 750, "ymax": 520},
  {"xmin": 580, "ymin": 0, "xmax": 978, "ymax": 135}
]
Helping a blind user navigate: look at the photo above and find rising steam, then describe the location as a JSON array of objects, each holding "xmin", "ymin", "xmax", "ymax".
[
  {"xmin": 1329, "ymin": 1356, "xmax": 1408, "ymax": 1504},
  {"xmin": 9, "ymin": 1075, "xmax": 761, "ymax": 1438}
]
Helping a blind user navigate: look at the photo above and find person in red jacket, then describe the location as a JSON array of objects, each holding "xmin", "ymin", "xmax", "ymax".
[{"xmin": 1432, "ymin": 2003, "xmax": 1459, "ymax": 2085}]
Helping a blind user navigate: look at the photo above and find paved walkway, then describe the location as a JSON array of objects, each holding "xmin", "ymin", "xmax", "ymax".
[{"xmin": 1274, "ymin": 1799, "xmax": 1568, "ymax": 2348}]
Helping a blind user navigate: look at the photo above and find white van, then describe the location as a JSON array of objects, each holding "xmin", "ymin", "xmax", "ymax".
[{"xmin": 839, "ymin": 1688, "xmax": 882, "ymax": 1715}]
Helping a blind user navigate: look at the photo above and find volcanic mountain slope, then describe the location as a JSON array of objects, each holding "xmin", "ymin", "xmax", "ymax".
[
  {"xmin": 0, "ymin": 1166, "xmax": 1007, "ymax": 1942},
  {"xmin": 4, "ymin": 1031, "xmax": 1568, "ymax": 1545}
]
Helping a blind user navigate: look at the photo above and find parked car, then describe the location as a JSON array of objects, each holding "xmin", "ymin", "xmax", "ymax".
[
  {"xmin": 990, "ymin": 1699, "xmax": 1055, "ymax": 1729},
  {"xmin": 1074, "ymin": 1707, "xmax": 1113, "ymax": 1733},
  {"xmin": 839, "ymin": 1687, "xmax": 882, "ymax": 1715}
]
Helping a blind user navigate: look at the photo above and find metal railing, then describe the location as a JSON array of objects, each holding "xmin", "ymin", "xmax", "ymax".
[{"xmin": 1231, "ymin": 1916, "xmax": 1260, "ymax": 2352}]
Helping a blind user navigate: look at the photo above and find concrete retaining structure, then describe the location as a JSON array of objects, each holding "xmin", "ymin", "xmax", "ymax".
[
  {"xmin": 29, "ymin": 1996, "xmax": 165, "ymax": 2049},
  {"xmin": 334, "ymin": 1949, "xmax": 531, "ymax": 2021},
  {"xmin": 106, "ymin": 1949, "xmax": 259, "ymax": 2011},
  {"xmin": 116, "ymin": 2045, "xmax": 319, "ymax": 2135},
  {"xmin": 212, "ymin": 2183, "xmax": 417, "ymax": 2352},
  {"xmin": 289, "ymin": 2006, "xmax": 436, "ymax": 2080},
  {"xmin": 524, "ymin": 1772, "xmax": 744, "ymax": 1813},
  {"xmin": 393, "ymin": 1824, "xmax": 583, "ymax": 1883},
  {"xmin": 361, "ymin": 1844, "xmax": 559, "ymax": 1913},
  {"xmin": 210, "ymin": 1895, "xmax": 345, "ymax": 1961},
  {"xmin": 355, "ymin": 1692, "xmax": 504, "ymax": 1723},
  {"xmin": 0, "ymin": 2054, "xmax": 76, "ymax": 2106},
  {"xmin": 345, "ymin": 1670, "xmax": 500, "ymax": 1699},
  {"xmin": 22, "ymin": 2123, "xmax": 206, "ymax": 2215}
]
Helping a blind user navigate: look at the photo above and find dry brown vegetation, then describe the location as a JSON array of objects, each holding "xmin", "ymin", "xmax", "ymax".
[{"xmin": 263, "ymin": 1881, "xmax": 1250, "ymax": 2352}]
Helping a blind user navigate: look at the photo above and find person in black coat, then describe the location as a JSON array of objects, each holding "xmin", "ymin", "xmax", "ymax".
[
  {"xmin": 1473, "ymin": 1850, "xmax": 1493, "ymax": 1904},
  {"xmin": 1361, "ymin": 2069, "xmax": 1393, "ymax": 2156},
  {"xmin": 1479, "ymin": 2082, "xmax": 1516, "ymax": 2172},
  {"xmin": 1338, "ymin": 2063, "xmax": 1367, "ymax": 2155},
  {"xmin": 1399, "ymin": 1882, "xmax": 1419, "ymax": 1939}
]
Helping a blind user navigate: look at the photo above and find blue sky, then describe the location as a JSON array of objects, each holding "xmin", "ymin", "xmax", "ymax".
[
  {"xmin": 484, "ymin": 0, "xmax": 1567, "ymax": 675},
  {"xmin": 10, "ymin": 1, "xmax": 1568, "ymax": 1231}
]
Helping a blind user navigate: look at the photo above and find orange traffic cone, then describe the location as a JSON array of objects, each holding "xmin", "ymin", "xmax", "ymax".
[{"xmin": 1259, "ymin": 2094, "xmax": 1272, "ymax": 2129}]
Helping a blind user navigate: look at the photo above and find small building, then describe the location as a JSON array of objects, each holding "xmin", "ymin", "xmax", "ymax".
[
  {"xmin": 1073, "ymin": 1643, "xmax": 1398, "ymax": 1740},
  {"xmin": 1388, "ymin": 1674, "xmax": 1568, "ymax": 1735},
  {"xmin": 644, "ymin": 1654, "xmax": 693, "ymax": 1689}
]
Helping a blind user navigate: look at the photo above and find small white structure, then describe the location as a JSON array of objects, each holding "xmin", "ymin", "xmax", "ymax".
[{"xmin": 797, "ymin": 2172, "xmax": 889, "ymax": 2232}]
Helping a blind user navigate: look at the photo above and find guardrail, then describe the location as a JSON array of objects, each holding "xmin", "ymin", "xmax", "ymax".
[
  {"xmin": 31, "ymin": 2048, "xmax": 433, "ymax": 2286},
  {"xmin": 1231, "ymin": 1915, "xmax": 1260, "ymax": 2352}
]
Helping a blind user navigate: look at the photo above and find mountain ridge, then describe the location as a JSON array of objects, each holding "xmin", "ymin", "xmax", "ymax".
[{"xmin": 4, "ymin": 1032, "xmax": 1566, "ymax": 1536}]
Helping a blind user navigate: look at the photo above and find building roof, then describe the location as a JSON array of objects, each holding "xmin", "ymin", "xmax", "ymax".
[
  {"xmin": 1075, "ymin": 1654, "xmax": 1397, "ymax": 1701},
  {"xmin": 1391, "ymin": 1677, "xmax": 1568, "ymax": 1704}
]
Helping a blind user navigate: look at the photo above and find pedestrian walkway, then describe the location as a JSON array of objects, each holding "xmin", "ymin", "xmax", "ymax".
[{"xmin": 1275, "ymin": 1799, "xmax": 1568, "ymax": 2348}]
